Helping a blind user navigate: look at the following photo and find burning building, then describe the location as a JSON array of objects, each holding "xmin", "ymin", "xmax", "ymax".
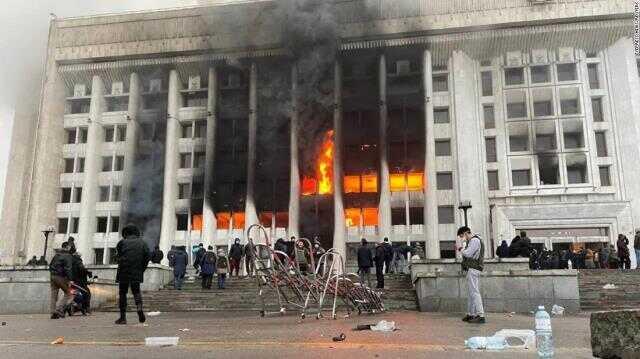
[{"xmin": 1, "ymin": 0, "xmax": 640, "ymax": 265}]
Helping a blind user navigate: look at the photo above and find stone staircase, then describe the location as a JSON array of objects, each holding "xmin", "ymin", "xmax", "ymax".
[
  {"xmin": 578, "ymin": 269, "xmax": 640, "ymax": 311},
  {"xmin": 99, "ymin": 273, "xmax": 419, "ymax": 313}
]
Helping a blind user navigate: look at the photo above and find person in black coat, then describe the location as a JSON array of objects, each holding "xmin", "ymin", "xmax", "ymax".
[
  {"xmin": 193, "ymin": 243, "xmax": 205, "ymax": 273},
  {"xmin": 70, "ymin": 248, "xmax": 92, "ymax": 315},
  {"xmin": 229, "ymin": 238, "xmax": 244, "ymax": 276},
  {"xmin": 49, "ymin": 242, "xmax": 74, "ymax": 319},
  {"xmin": 374, "ymin": 241, "xmax": 386, "ymax": 289},
  {"xmin": 496, "ymin": 240, "xmax": 509, "ymax": 258},
  {"xmin": 357, "ymin": 238, "xmax": 373, "ymax": 287},
  {"xmin": 150, "ymin": 245, "xmax": 164, "ymax": 264},
  {"xmin": 382, "ymin": 238, "xmax": 393, "ymax": 274},
  {"xmin": 115, "ymin": 224, "xmax": 151, "ymax": 325},
  {"xmin": 170, "ymin": 246, "xmax": 188, "ymax": 290}
]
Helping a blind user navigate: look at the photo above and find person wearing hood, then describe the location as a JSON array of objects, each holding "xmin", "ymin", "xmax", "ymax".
[
  {"xmin": 216, "ymin": 249, "xmax": 229, "ymax": 289},
  {"xmin": 200, "ymin": 246, "xmax": 217, "ymax": 290},
  {"xmin": 150, "ymin": 245, "xmax": 164, "ymax": 264},
  {"xmin": 193, "ymin": 243, "xmax": 205, "ymax": 274},
  {"xmin": 274, "ymin": 238, "xmax": 288, "ymax": 265},
  {"xmin": 458, "ymin": 226, "xmax": 486, "ymax": 324},
  {"xmin": 374, "ymin": 241, "xmax": 386, "ymax": 289},
  {"xmin": 115, "ymin": 224, "xmax": 151, "ymax": 325},
  {"xmin": 229, "ymin": 238, "xmax": 244, "ymax": 276},
  {"xmin": 49, "ymin": 242, "xmax": 74, "ymax": 319},
  {"xmin": 170, "ymin": 246, "xmax": 188, "ymax": 290},
  {"xmin": 496, "ymin": 240, "xmax": 509, "ymax": 258},
  {"xmin": 357, "ymin": 238, "xmax": 373, "ymax": 287}
]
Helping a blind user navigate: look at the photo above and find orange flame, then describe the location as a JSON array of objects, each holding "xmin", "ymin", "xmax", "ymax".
[{"xmin": 302, "ymin": 130, "xmax": 334, "ymax": 196}]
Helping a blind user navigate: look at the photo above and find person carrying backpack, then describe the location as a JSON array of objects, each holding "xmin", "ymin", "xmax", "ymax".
[
  {"xmin": 216, "ymin": 249, "xmax": 229, "ymax": 289},
  {"xmin": 200, "ymin": 246, "xmax": 217, "ymax": 290}
]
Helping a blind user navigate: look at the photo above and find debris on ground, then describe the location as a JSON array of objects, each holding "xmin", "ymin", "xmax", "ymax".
[
  {"xmin": 1, "ymin": 322, "xmax": 6, "ymax": 326},
  {"xmin": 51, "ymin": 337, "xmax": 64, "ymax": 345},
  {"xmin": 465, "ymin": 336, "xmax": 506, "ymax": 350},
  {"xmin": 332, "ymin": 333, "xmax": 346, "ymax": 342},
  {"xmin": 147, "ymin": 311, "xmax": 161, "ymax": 317},
  {"xmin": 493, "ymin": 329, "xmax": 535, "ymax": 350},
  {"xmin": 145, "ymin": 337, "xmax": 180, "ymax": 347},
  {"xmin": 353, "ymin": 324, "xmax": 375, "ymax": 331},
  {"xmin": 504, "ymin": 312, "xmax": 515, "ymax": 318},
  {"xmin": 551, "ymin": 305, "xmax": 565, "ymax": 316},
  {"xmin": 370, "ymin": 320, "xmax": 396, "ymax": 332},
  {"xmin": 178, "ymin": 328, "xmax": 190, "ymax": 332},
  {"xmin": 602, "ymin": 284, "xmax": 616, "ymax": 290}
]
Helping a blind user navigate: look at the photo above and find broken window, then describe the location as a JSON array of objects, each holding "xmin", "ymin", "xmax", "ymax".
[
  {"xmin": 391, "ymin": 207, "xmax": 406, "ymax": 226},
  {"xmin": 537, "ymin": 155, "xmax": 560, "ymax": 185},
  {"xmin": 176, "ymin": 213, "xmax": 189, "ymax": 231},
  {"xmin": 566, "ymin": 153, "xmax": 589, "ymax": 184}
]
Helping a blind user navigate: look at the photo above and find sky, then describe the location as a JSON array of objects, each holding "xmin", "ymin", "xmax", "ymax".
[{"xmin": 0, "ymin": 0, "xmax": 244, "ymax": 213}]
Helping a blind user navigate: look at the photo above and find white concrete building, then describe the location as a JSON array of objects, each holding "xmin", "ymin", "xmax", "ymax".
[{"xmin": 1, "ymin": 0, "xmax": 639, "ymax": 265}]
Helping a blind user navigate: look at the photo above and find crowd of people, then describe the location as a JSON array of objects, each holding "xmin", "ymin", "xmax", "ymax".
[{"xmin": 356, "ymin": 237, "xmax": 415, "ymax": 289}]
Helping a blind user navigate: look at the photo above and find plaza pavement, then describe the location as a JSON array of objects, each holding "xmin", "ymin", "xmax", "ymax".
[{"xmin": 0, "ymin": 310, "xmax": 594, "ymax": 358}]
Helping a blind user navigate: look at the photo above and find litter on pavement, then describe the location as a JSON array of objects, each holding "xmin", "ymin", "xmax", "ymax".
[
  {"xmin": 602, "ymin": 284, "xmax": 616, "ymax": 290},
  {"xmin": 145, "ymin": 337, "xmax": 180, "ymax": 347},
  {"xmin": 551, "ymin": 305, "xmax": 565, "ymax": 316},
  {"xmin": 51, "ymin": 337, "xmax": 64, "ymax": 345},
  {"xmin": 147, "ymin": 311, "xmax": 162, "ymax": 316},
  {"xmin": 332, "ymin": 333, "xmax": 346, "ymax": 342}
]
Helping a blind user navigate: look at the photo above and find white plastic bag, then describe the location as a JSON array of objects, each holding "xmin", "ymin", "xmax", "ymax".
[
  {"xmin": 493, "ymin": 329, "xmax": 536, "ymax": 350},
  {"xmin": 145, "ymin": 337, "xmax": 179, "ymax": 347},
  {"xmin": 602, "ymin": 283, "xmax": 616, "ymax": 290},
  {"xmin": 370, "ymin": 320, "xmax": 396, "ymax": 332},
  {"xmin": 551, "ymin": 305, "xmax": 564, "ymax": 316},
  {"xmin": 147, "ymin": 311, "xmax": 161, "ymax": 317}
]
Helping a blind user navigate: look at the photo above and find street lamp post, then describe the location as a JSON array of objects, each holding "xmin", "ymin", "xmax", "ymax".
[
  {"xmin": 458, "ymin": 201, "xmax": 472, "ymax": 227},
  {"xmin": 41, "ymin": 225, "xmax": 55, "ymax": 264}
]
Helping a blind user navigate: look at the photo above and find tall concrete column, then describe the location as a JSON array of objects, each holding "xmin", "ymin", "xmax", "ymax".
[
  {"xmin": 244, "ymin": 62, "xmax": 260, "ymax": 237},
  {"xmin": 288, "ymin": 64, "xmax": 300, "ymax": 239},
  {"xmin": 451, "ymin": 50, "xmax": 489, "ymax": 251},
  {"xmin": 606, "ymin": 38, "xmax": 640, "ymax": 230},
  {"xmin": 423, "ymin": 50, "xmax": 440, "ymax": 259},
  {"xmin": 121, "ymin": 73, "xmax": 141, "ymax": 226},
  {"xmin": 77, "ymin": 75, "xmax": 106, "ymax": 263},
  {"xmin": 378, "ymin": 54, "xmax": 392, "ymax": 241},
  {"xmin": 203, "ymin": 67, "xmax": 218, "ymax": 247},
  {"xmin": 333, "ymin": 61, "xmax": 346, "ymax": 259},
  {"xmin": 160, "ymin": 70, "xmax": 182, "ymax": 262}
]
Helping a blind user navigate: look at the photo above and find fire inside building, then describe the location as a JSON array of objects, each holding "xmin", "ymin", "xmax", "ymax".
[{"xmin": 1, "ymin": 0, "xmax": 639, "ymax": 267}]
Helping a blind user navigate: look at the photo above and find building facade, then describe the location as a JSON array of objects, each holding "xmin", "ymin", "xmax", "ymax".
[{"xmin": 1, "ymin": 0, "xmax": 639, "ymax": 265}]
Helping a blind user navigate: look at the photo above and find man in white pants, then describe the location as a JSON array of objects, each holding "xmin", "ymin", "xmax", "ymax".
[{"xmin": 458, "ymin": 226, "xmax": 486, "ymax": 324}]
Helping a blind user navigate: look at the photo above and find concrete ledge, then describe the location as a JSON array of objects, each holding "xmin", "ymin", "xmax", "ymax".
[{"xmin": 410, "ymin": 258, "xmax": 531, "ymax": 282}]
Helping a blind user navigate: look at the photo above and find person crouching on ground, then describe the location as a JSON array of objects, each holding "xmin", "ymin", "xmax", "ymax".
[
  {"xmin": 200, "ymin": 246, "xmax": 216, "ymax": 290},
  {"xmin": 170, "ymin": 246, "xmax": 188, "ymax": 290},
  {"xmin": 49, "ymin": 242, "xmax": 74, "ymax": 319},
  {"xmin": 458, "ymin": 226, "xmax": 486, "ymax": 324},
  {"xmin": 229, "ymin": 238, "xmax": 244, "ymax": 276},
  {"xmin": 115, "ymin": 224, "xmax": 151, "ymax": 325},
  {"xmin": 216, "ymin": 249, "xmax": 229, "ymax": 289}
]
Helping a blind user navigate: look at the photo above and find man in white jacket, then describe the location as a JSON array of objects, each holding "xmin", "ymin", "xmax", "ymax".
[{"xmin": 458, "ymin": 226, "xmax": 486, "ymax": 324}]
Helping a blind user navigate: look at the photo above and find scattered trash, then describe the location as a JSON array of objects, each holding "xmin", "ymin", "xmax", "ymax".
[
  {"xmin": 551, "ymin": 305, "xmax": 565, "ymax": 316},
  {"xmin": 1, "ymin": 322, "xmax": 6, "ymax": 326},
  {"xmin": 51, "ymin": 337, "xmax": 64, "ymax": 345},
  {"xmin": 465, "ymin": 336, "xmax": 506, "ymax": 350},
  {"xmin": 493, "ymin": 329, "xmax": 536, "ymax": 350},
  {"xmin": 504, "ymin": 312, "xmax": 515, "ymax": 318},
  {"xmin": 147, "ymin": 311, "xmax": 161, "ymax": 317},
  {"xmin": 178, "ymin": 328, "xmax": 190, "ymax": 332},
  {"xmin": 602, "ymin": 284, "xmax": 616, "ymax": 290},
  {"xmin": 141, "ymin": 324, "xmax": 149, "ymax": 327},
  {"xmin": 353, "ymin": 324, "xmax": 375, "ymax": 331},
  {"xmin": 332, "ymin": 333, "xmax": 346, "ymax": 342},
  {"xmin": 145, "ymin": 337, "xmax": 180, "ymax": 347},
  {"xmin": 370, "ymin": 320, "xmax": 396, "ymax": 332}
]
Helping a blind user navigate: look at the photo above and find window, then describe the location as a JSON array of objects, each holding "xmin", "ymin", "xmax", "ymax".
[
  {"xmin": 559, "ymin": 87, "xmax": 581, "ymax": 115},
  {"xmin": 592, "ymin": 98, "xmax": 604, "ymax": 122},
  {"xmin": 506, "ymin": 90, "xmax": 527, "ymax": 119},
  {"xmin": 71, "ymin": 217, "xmax": 80, "ymax": 233},
  {"xmin": 178, "ymin": 183, "xmax": 191, "ymax": 199},
  {"xmin": 505, "ymin": 67, "xmax": 525, "ymax": 86},
  {"xmin": 409, "ymin": 207, "xmax": 424, "ymax": 225},
  {"xmin": 599, "ymin": 166, "xmax": 611, "ymax": 186},
  {"xmin": 435, "ymin": 140, "xmax": 451, "ymax": 156},
  {"xmin": 64, "ymin": 158, "xmax": 75, "ymax": 173},
  {"xmin": 58, "ymin": 218, "xmax": 69, "ymax": 234},
  {"xmin": 537, "ymin": 155, "xmax": 560, "ymax": 185},
  {"xmin": 483, "ymin": 105, "xmax": 495, "ymax": 129},
  {"xmin": 194, "ymin": 121, "xmax": 207, "ymax": 138},
  {"xmin": 78, "ymin": 128, "xmax": 88, "ymax": 144},
  {"xmin": 110, "ymin": 216, "xmax": 120, "ymax": 233},
  {"xmin": 116, "ymin": 126, "xmax": 127, "ymax": 142},
  {"xmin": 180, "ymin": 153, "xmax": 192, "ymax": 168},
  {"xmin": 566, "ymin": 153, "xmax": 589, "ymax": 184},
  {"xmin": 66, "ymin": 129, "xmax": 77, "ymax": 144},
  {"xmin": 102, "ymin": 157, "xmax": 113, "ymax": 172},
  {"xmin": 177, "ymin": 213, "xmax": 189, "ymax": 230},
  {"xmin": 511, "ymin": 157, "xmax": 532, "ymax": 186},
  {"xmin": 76, "ymin": 157, "xmax": 85, "ymax": 173},
  {"xmin": 434, "ymin": 108, "xmax": 449, "ymax": 124},
  {"xmin": 487, "ymin": 171, "xmax": 499, "ymax": 190},
  {"xmin": 114, "ymin": 156, "xmax": 125, "ymax": 171},
  {"xmin": 535, "ymin": 121, "xmax": 557, "ymax": 151},
  {"xmin": 432, "ymin": 74, "xmax": 448, "ymax": 92},
  {"xmin": 111, "ymin": 186, "xmax": 121, "ymax": 201},
  {"xmin": 391, "ymin": 208, "xmax": 406, "ymax": 226},
  {"xmin": 181, "ymin": 123, "xmax": 193, "ymax": 138},
  {"xmin": 94, "ymin": 249, "xmax": 104, "ymax": 265},
  {"xmin": 481, "ymin": 71, "xmax": 493, "ymax": 96},
  {"xmin": 436, "ymin": 172, "xmax": 453, "ymax": 190},
  {"xmin": 73, "ymin": 187, "xmax": 82, "ymax": 203},
  {"xmin": 194, "ymin": 152, "xmax": 206, "ymax": 168},
  {"xmin": 485, "ymin": 137, "xmax": 497, "ymax": 162},
  {"xmin": 562, "ymin": 120, "xmax": 584, "ymax": 149},
  {"xmin": 595, "ymin": 132, "xmax": 608, "ymax": 157},
  {"xmin": 109, "ymin": 248, "xmax": 118, "ymax": 264},
  {"xmin": 508, "ymin": 122, "xmax": 530, "ymax": 152},
  {"xmin": 437, "ymin": 206, "xmax": 455, "ymax": 224},
  {"xmin": 557, "ymin": 63, "xmax": 577, "ymax": 82},
  {"xmin": 587, "ymin": 64, "xmax": 600, "ymax": 89},
  {"xmin": 96, "ymin": 217, "xmax": 108, "ymax": 233},
  {"xmin": 532, "ymin": 88, "xmax": 554, "ymax": 117},
  {"xmin": 104, "ymin": 126, "xmax": 115, "ymax": 142},
  {"xmin": 99, "ymin": 186, "xmax": 110, "ymax": 202},
  {"xmin": 440, "ymin": 241, "xmax": 456, "ymax": 259},
  {"xmin": 530, "ymin": 65, "xmax": 551, "ymax": 84},
  {"xmin": 61, "ymin": 188, "xmax": 72, "ymax": 203},
  {"xmin": 192, "ymin": 182, "xmax": 204, "ymax": 199}
]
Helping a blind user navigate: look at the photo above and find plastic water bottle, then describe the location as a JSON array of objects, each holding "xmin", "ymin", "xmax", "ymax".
[{"xmin": 535, "ymin": 306, "xmax": 554, "ymax": 358}]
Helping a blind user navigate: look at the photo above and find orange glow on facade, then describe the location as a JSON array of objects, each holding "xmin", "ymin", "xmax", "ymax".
[
  {"xmin": 390, "ymin": 173, "xmax": 405, "ymax": 192},
  {"xmin": 192, "ymin": 214, "xmax": 203, "ymax": 231},
  {"xmin": 362, "ymin": 208, "xmax": 379, "ymax": 226},
  {"xmin": 302, "ymin": 130, "xmax": 334, "ymax": 196},
  {"xmin": 389, "ymin": 173, "xmax": 425, "ymax": 192},
  {"xmin": 344, "ymin": 176, "xmax": 361, "ymax": 193},
  {"xmin": 216, "ymin": 212, "xmax": 231, "ymax": 229},
  {"xmin": 259, "ymin": 212, "xmax": 273, "ymax": 227},
  {"xmin": 345, "ymin": 208, "xmax": 361, "ymax": 227},
  {"xmin": 232, "ymin": 212, "xmax": 245, "ymax": 229},
  {"xmin": 407, "ymin": 173, "xmax": 424, "ymax": 191},
  {"xmin": 361, "ymin": 174, "xmax": 378, "ymax": 193}
]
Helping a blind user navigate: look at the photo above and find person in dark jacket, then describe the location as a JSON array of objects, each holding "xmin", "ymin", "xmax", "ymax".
[
  {"xmin": 496, "ymin": 240, "xmax": 509, "ymax": 258},
  {"xmin": 216, "ymin": 249, "xmax": 229, "ymax": 289},
  {"xmin": 67, "ymin": 237, "xmax": 76, "ymax": 256},
  {"xmin": 508, "ymin": 236, "xmax": 521, "ymax": 257},
  {"xmin": 245, "ymin": 238, "xmax": 256, "ymax": 277},
  {"xmin": 200, "ymin": 246, "xmax": 216, "ymax": 289},
  {"xmin": 49, "ymin": 242, "xmax": 74, "ymax": 319},
  {"xmin": 382, "ymin": 238, "xmax": 393, "ymax": 274},
  {"xmin": 115, "ymin": 224, "xmax": 151, "ymax": 325},
  {"xmin": 357, "ymin": 238, "xmax": 373, "ymax": 287},
  {"xmin": 617, "ymin": 234, "xmax": 631, "ymax": 270},
  {"xmin": 193, "ymin": 243, "xmax": 205, "ymax": 273},
  {"xmin": 170, "ymin": 246, "xmax": 188, "ymax": 290},
  {"xmin": 274, "ymin": 238, "xmax": 288, "ymax": 265},
  {"xmin": 150, "ymin": 245, "xmax": 164, "ymax": 264},
  {"xmin": 167, "ymin": 245, "xmax": 177, "ymax": 264},
  {"xmin": 634, "ymin": 230, "xmax": 640, "ymax": 269},
  {"xmin": 70, "ymin": 248, "xmax": 92, "ymax": 315},
  {"xmin": 374, "ymin": 241, "xmax": 386, "ymax": 289},
  {"xmin": 229, "ymin": 238, "xmax": 244, "ymax": 276}
]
